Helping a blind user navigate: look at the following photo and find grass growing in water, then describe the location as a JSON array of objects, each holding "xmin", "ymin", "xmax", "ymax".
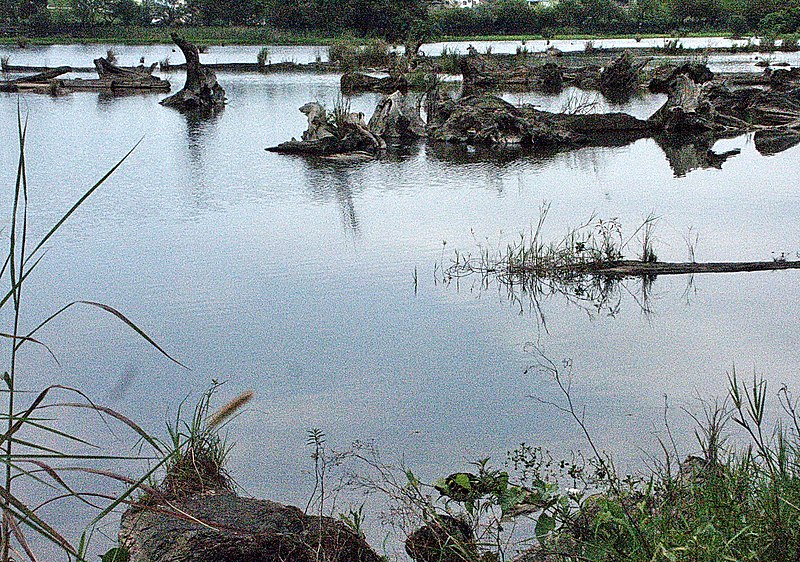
[{"xmin": 0, "ymin": 113, "xmax": 193, "ymax": 561}]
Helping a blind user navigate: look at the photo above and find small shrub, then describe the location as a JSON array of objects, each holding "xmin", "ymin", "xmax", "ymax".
[
  {"xmin": 329, "ymin": 36, "xmax": 391, "ymax": 71},
  {"xmin": 781, "ymin": 35, "xmax": 799, "ymax": 51},
  {"xmin": 257, "ymin": 46, "xmax": 270, "ymax": 68}
]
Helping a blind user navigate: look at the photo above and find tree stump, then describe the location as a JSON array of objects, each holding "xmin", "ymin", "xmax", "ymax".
[{"xmin": 160, "ymin": 34, "xmax": 225, "ymax": 112}]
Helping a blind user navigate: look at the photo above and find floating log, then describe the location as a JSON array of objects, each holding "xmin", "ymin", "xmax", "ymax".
[
  {"xmin": 0, "ymin": 66, "xmax": 71, "ymax": 92},
  {"xmin": 57, "ymin": 78, "xmax": 171, "ymax": 91},
  {"xmin": 567, "ymin": 259, "xmax": 800, "ymax": 277}
]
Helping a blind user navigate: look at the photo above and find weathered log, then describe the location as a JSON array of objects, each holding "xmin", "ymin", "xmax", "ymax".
[
  {"xmin": 267, "ymin": 102, "xmax": 384, "ymax": 156},
  {"xmin": 0, "ymin": 66, "xmax": 72, "ymax": 92},
  {"xmin": 94, "ymin": 57, "xmax": 157, "ymax": 79},
  {"xmin": 368, "ymin": 90, "xmax": 426, "ymax": 139},
  {"xmin": 160, "ymin": 33, "xmax": 225, "ymax": 112},
  {"xmin": 568, "ymin": 259, "xmax": 800, "ymax": 277},
  {"xmin": 649, "ymin": 62, "xmax": 714, "ymax": 94},
  {"xmin": 11, "ymin": 66, "xmax": 71, "ymax": 83},
  {"xmin": 598, "ymin": 52, "xmax": 648, "ymax": 101},
  {"xmin": 341, "ymin": 71, "xmax": 401, "ymax": 94},
  {"xmin": 427, "ymin": 93, "xmax": 651, "ymax": 148}
]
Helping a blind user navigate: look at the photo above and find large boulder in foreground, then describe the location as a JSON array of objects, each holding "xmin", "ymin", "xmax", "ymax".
[
  {"xmin": 120, "ymin": 490, "xmax": 380, "ymax": 562},
  {"xmin": 161, "ymin": 34, "xmax": 226, "ymax": 112}
]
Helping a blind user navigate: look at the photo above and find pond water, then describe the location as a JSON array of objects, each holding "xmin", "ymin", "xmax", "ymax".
[{"xmin": 0, "ymin": 44, "xmax": 799, "ymax": 555}]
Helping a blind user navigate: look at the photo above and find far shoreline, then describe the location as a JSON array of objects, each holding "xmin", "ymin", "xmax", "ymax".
[{"xmin": 0, "ymin": 27, "xmax": 751, "ymax": 48}]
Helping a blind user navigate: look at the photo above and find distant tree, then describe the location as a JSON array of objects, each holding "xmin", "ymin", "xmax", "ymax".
[
  {"xmin": 629, "ymin": 0, "xmax": 669, "ymax": 32},
  {"xmin": 188, "ymin": 0, "xmax": 265, "ymax": 25},
  {"xmin": 146, "ymin": 0, "xmax": 186, "ymax": 25},
  {"xmin": 666, "ymin": 0, "xmax": 722, "ymax": 28},
  {"xmin": 552, "ymin": 0, "xmax": 631, "ymax": 33},
  {"xmin": 490, "ymin": 0, "xmax": 542, "ymax": 34},
  {"xmin": 69, "ymin": 0, "xmax": 113, "ymax": 24},
  {"xmin": 340, "ymin": 0, "xmax": 427, "ymax": 39},
  {"xmin": 264, "ymin": 0, "xmax": 319, "ymax": 31},
  {"xmin": 110, "ymin": 0, "xmax": 150, "ymax": 25}
]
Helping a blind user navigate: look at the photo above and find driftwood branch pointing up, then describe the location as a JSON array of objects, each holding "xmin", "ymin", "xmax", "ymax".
[{"xmin": 160, "ymin": 33, "xmax": 226, "ymax": 112}]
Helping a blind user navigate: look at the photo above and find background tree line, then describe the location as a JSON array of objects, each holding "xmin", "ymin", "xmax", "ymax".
[{"xmin": 2, "ymin": 0, "xmax": 799, "ymax": 40}]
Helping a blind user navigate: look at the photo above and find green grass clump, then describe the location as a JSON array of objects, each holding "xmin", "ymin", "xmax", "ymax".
[
  {"xmin": 387, "ymin": 361, "xmax": 800, "ymax": 562},
  {"xmin": 328, "ymin": 36, "xmax": 392, "ymax": 71}
]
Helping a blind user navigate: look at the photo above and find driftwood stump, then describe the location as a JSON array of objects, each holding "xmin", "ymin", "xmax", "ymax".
[
  {"xmin": 368, "ymin": 90, "xmax": 427, "ymax": 139},
  {"xmin": 161, "ymin": 33, "xmax": 225, "ymax": 112}
]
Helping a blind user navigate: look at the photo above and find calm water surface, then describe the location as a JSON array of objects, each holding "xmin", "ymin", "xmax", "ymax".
[{"xmin": 0, "ymin": 45, "xmax": 799, "ymax": 553}]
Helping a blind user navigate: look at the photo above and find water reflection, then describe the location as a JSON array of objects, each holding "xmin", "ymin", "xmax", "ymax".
[
  {"xmin": 304, "ymin": 158, "xmax": 363, "ymax": 232},
  {"xmin": 655, "ymin": 135, "xmax": 742, "ymax": 177},
  {"xmin": 183, "ymin": 108, "xmax": 224, "ymax": 215}
]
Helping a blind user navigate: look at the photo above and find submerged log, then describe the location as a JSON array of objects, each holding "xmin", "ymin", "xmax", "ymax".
[{"xmin": 160, "ymin": 33, "xmax": 225, "ymax": 111}]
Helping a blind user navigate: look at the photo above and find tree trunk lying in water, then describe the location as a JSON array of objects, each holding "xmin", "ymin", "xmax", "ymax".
[
  {"xmin": 160, "ymin": 33, "xmax": 225, "ymax": 111},
  {"xmin": 514, "ymin": 259, "xmax": 800, "ymax": 278},
  {"xmin": 0, "ymin": 66, "xmax": 71, "ymax": 91},
  {"xmin": 265, "ymin": 101, "xmax": 385, "ymax": 156}
]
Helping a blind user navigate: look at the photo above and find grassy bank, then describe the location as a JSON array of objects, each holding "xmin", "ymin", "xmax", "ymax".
[
  {"xmin": 0, "ymin": 26, "xmax": 749, "ymax": 47},
  {"xmin": 0, "ymin": 26, "xmax": 334, "ymax": 46}
]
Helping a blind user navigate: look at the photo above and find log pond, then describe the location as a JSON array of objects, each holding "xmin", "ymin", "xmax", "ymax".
[{"xmin": 1, "ymin": 41, "xmax": 800, "ymax": 555}]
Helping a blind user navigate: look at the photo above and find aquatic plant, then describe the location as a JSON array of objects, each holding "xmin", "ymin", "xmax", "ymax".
[{"xmin": 0, "ymin": 114, "xmax": 186, "ymax": 561}]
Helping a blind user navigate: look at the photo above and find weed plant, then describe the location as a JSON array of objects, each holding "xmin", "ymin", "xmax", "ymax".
[
  {"xmin": 328, "ymin": 36, "xmax": 391, "ymax": 71},
  {"xmin": 336, "ymin": 355, "xmax": 800, "ymax": 562},
  {"xmin": 257, "ymin": 47, "xmax": 269, "ymax": 68},
  {"xmin": 0, "ymin": 114, "xmax": 188, "ymax": 561},
  {"xmin": 442, "ymin": 205, "xmax": 660, "ymax": 318}
]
